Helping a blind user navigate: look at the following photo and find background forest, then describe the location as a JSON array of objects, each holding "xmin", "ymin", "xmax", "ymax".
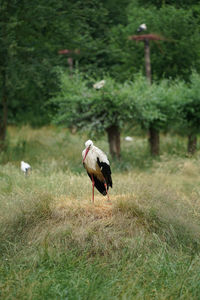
[{"xmin": 1, "ymin": 0, "xmax": 200, "ymax": 155}]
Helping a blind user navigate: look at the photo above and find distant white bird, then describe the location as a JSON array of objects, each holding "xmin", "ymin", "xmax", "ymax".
[
  {"xmin": 82, "ymin": 140, "xmax": 112, "ymax": 203},
  {"xmin": 21, "ymin": 161, "xmax": 31, "ymax": 175},
  {"xmin": 125, "ymin": 136, "xmax": 133, "ymax": 142},
  {"xmin": 137, "ymin": 23, "xmax": 147, "ymax": 32},
  {"xmin": 93, "ymin": 80, "xmax": 106, "ymax": 90}
]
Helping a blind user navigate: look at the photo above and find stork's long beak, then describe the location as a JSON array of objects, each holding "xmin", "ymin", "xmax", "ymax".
[{"xmin": 83, "ymin": 146, "xmax": 90, "ymax": 163}]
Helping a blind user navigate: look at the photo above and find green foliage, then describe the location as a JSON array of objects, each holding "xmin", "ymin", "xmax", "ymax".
[
  {"xmin": 109, "ymin": 4, "xmax": 200, "ymax": 81},
  {"xmin": 175, "ymin": 71, "xmax": 200, "ymax": 136},
  {"xmin": 130, "ymin": 75, "xmax": 176, "ymax": 131},
  {"xmin": 0, "ymin": 0, "xmax": 85, "ymax": 126},
  {"xmin": 52, "ymin": 71, "xmax": 135, "ymax": 136},
  {"xmin": 1, "ymin": 0, "xmax": 200, "ymax": 142},
  {"xmin": 137, "ymin": 0, "xmax": 199, "ymax": 9},
  {"xmin": 52, "ymin": 71, "xmax": 200, "ymax": 144}
]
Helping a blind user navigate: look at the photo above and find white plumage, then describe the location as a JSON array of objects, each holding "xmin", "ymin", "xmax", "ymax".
[
  {"xmin": 21, "ymin": 161, "xmax": 31, "ymax": 175},
  {"xmin": 125, "ymin": 136, "xmax": 133, "ymax": 142},
  {"xmin": 82, "ymin": 140, "xmax": 112, "ymax": 203},
  {"xmin": 82, "ymin": 140, "xmax": 109, "ymax": 171},
  {"xmin": 137, "ymin": 23, "xmax": 147, "ymax": 32},
  {"xmin": 93, "ymin": 80, "xmax": 106, "ymax": 90}
]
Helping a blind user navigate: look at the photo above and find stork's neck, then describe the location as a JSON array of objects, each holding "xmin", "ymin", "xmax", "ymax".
[{"xmin": 83, "ymin": 146, "xmax": 91, "ymax": 163}]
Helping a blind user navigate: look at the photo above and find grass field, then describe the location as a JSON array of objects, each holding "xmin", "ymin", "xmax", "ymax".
[{"xmin": 0, "ymin": 126, "xmax": 200, "ymax": 299}]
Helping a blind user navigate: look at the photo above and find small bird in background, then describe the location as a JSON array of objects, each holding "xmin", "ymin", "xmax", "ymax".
[
  {"xmin": 125, "ymin": 136, "xmax": 133, "ymax": 142},
  {"xmin": 82, "ymin": 140, "xmax": 112, "ymax": 203},
  {"xmin": 21, "ymin": 161, "xmax": 31, "ymax": 176},
  {"xmin": 137, "ymin": 23, "xmax": 147, "ymax": 32},
  {"xmin": 93, "ymin": 80, "xmax": 106, "ymax": 90}
]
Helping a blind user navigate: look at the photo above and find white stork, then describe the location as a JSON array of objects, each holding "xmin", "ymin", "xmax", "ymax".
[
  {"xmin": 93, "ymin": 80, "xmax": 106, "ymax": 90},
  {"xmin": 125, "ymin": 136, "xmax": 133, "ymax": 142},
  {"xmin": 21, "ymin": 161, "xmax": 31, "ymax": 176},
  {"xmin": 137, "ymin": 23, "xmax": 147, "ymax": 32},
  {"xmin": 82, "ymin": 140, "xmax": 112, "ymax": 203}
]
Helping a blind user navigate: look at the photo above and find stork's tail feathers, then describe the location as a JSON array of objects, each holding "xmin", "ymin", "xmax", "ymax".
[{"xmin": 87, "ymin": 172, "xmax": 111, "ymax": 196}]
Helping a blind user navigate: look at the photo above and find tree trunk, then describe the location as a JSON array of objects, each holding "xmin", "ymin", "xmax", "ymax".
[
  {"xmin": 149, "ymin": 126, "xmax": 159, "ymax": 156},
  {"xmin": 187, "ymin": 134, "xmax": 197, "ymax": 155},
  {"xmin": 0, "ymin": 70, "xmax": 7, "ymax": 151},
  {"xmin": 106, "ymin": 125, "xmax": 120, "ymax": 159},
  {"xmin": 0, "ymin": 96, "xmax": 7, "ymax": 151}
]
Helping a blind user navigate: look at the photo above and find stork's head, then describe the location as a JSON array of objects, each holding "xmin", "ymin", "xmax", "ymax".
[
  {"xmin": 83, "ymin": 140, "xmax": 93, "ymax": 163},
  {"xmin": 85, "ymin": 140, "xmax": 93, "ymax": 148}
]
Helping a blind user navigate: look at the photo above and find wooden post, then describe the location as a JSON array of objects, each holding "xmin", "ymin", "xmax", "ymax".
[
  {"xmin": 67, "ymin": 57, "xmax": 73, "ymax": 77},
  {"xmin": 129, "ymin": 34, "xmax": 166, "ymax": 156},
  {"xmin": 144, "ymin": 39, "xmax": 159, "ymax": 155},
  {"xmin": 129, "ymin": 34, "xmax": 165, "ymax": 86},
  {"xmin": 144, "ymin": 39, "xmax": 151, "ymax": 85},
  {"xmin": 58, "ymin": 49, "xmax": 80, "ymax": 76}
]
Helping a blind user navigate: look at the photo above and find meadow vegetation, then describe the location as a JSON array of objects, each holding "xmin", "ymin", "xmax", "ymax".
[{"xmin": 0, "ymin": 126, "xmax": 200, "ymax": 299}]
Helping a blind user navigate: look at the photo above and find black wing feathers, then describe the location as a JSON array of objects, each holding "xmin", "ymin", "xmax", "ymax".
[
  {"xmin": 87, "ymin": 172, "xmax": 107, "ymax": 195},
  {"xmin": 86, "ymin": 157, "xmax": 112, "ymax": 196},
  {"xmin": 97, "ymin": 157, "xmax": 112, "ymax": 188}
]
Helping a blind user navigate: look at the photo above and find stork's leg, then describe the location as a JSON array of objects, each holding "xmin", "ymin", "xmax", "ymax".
[
  {"xmin": 91, "ymin": 174, "xmax": 95, "ymax": 203},
  {"xmin": 104, "ymin": 181, "xmax": 110, "ymax": 202}
]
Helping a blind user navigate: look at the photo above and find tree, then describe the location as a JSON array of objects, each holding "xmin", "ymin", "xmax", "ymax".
[
  {"xmin": 52, "ymin": 71, "xmax": 134, "ymax": 158},
  {"xmin": 0, "ymin": 0, "xmax": 134, "ymax": 147},
  {"xmin": 108, "ymin": 4, "xmax": 200, "ymax": 81},
  {"xmin": 0, "ymin": 1, "xmax": 12, "ymax": 149},
  {"xmin": 132, "ymin": 75, "xmax": 176, "ymax": 155},
  {"xmin": 0, "ymin": 0, "xmax": 81, "ymax": 149},
  {"xmin": 174, "ymin": 72, "xmax": 200, "ymax": 154},
  {"xmin": 137, "ymin": 0, "xmax": 199, "ymax": 9}
]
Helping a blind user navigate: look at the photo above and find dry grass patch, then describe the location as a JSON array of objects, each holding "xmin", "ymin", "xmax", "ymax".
[
  {"xmin": 18, "ymin": 193, "xmax": 150, "ymax": 260},
  {"xmin": 53, "ymin": 196, "xmax": 113, "ymax": 220}
]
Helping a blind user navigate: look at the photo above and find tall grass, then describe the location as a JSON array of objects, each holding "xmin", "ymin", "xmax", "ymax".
[{"xmin": 0, "ymin": 126, "xmax": 200, "ymax": 299}]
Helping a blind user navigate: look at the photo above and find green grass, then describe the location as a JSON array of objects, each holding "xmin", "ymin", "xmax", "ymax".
[{"xmin": 0, "ymin": 126, "xmax": 200, "ymax": 299}]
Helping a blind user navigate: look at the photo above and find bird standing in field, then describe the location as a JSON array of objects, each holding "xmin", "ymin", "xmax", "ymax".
[
  {"xmin": 21, "ymin": 161, "xmax": 31, "ymax": 176},
  {"xmin": 82, "ymin": 140, "xmax": 112, "ymax": 203}
]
